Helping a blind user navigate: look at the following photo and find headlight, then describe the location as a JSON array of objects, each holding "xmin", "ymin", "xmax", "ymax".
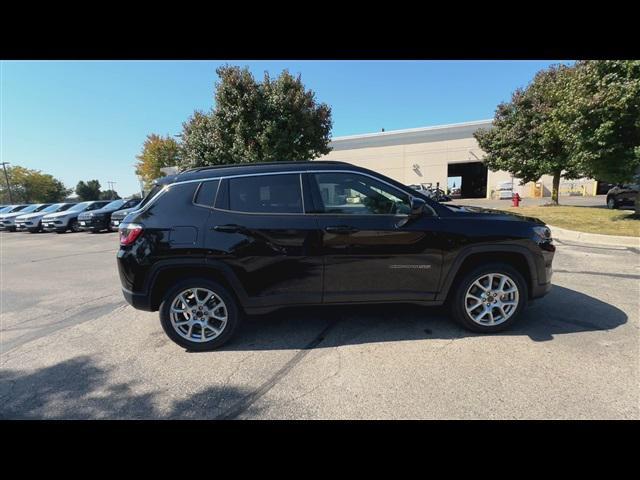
[{"xmin": 532, "ymin": 226, "xmax": 552, "ymax": 242}]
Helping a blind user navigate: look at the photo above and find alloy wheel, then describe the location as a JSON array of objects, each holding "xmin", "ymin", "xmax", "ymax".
[
  {"xmin": 464, "ymin": 273, "xmax": 520, "ymax": 326},
  {"xmin": 169, "ymin": 288, "xmax": 228, "ymax": 342}
]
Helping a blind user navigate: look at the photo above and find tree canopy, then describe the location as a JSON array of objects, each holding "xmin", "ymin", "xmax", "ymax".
[
  {"xmin": 1, "ymin": 166, "xmax": 71, "ymax": 203},
  {"xmin": 75, "ymin": 180, "xmax": 102, "ymax": 201},
  {"xmin": 99, "ymin": 189, "xmax": 121, "ymax": 200},
  {"xmin": 474, "ymin": 64, "xmax": 579, "ymax": 204},
  {"xmin": 179, "ymin": 66, "xmax": 332, "ymax": 169},
  {"xmin": 562, "ymin": 60, "xmax": 640, "ymax": 184},
  {"xmin": 475, "ymin": 61, "xmax": 640, "ymax": 205},
  {"xmin": 135, "ymin": 133, "xmax": 181, "ymax": 189}
]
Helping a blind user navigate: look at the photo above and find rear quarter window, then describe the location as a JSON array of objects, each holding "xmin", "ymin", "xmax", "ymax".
[{"xmin": 193, "ymin": 180, "xmax": 220, "ymax": 207}]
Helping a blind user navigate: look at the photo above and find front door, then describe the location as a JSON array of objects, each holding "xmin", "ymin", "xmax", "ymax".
[{"xmin": 307, "ymin": 171, "xmax": 443, "ymax": 303}]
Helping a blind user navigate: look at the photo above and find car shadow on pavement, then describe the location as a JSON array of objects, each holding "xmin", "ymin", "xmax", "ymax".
[
  {"xmin": 224, "ymin": 284, "xmax": 628, "ymax": 351},
  {"xmin": 0, "ymin": 355, "xmax": 257, "ymax": 419}
]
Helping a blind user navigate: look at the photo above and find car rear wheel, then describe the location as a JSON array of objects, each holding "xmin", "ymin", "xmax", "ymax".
[
  {"xmin": 450, "ymin": 263, "xmax": 528, "ymax": 333},
  {"xmin": 607, "ymin": 196, "xmax": 618, "ymax": 209},
  {"xmin": 70, "ymin": 219, "xmax": 81, "ymax": 232},
  {"xmin": 159, "ymin": 278, "xmax": 241, "ymax": 351}
]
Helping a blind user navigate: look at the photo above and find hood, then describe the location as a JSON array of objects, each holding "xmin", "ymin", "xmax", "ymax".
[
  {"xmin": 1, "ymin": 211, "xmax": 31, "ymax": 220},
  {"xmin": 84, "ymin": 204, "xmax": 124, "ymax": 216},
  {"xmin": 111, "ymin": 207, "xmax": 138, "ymax": 219},
  {"xmin": 43, "ymin": 210, "xmax": 75, "ymax": 220},
  {"xmin": 445, "ymin": 204, "xmax": 545, "ymax": 225},
  {"xmin": 16, "ymin": 212, "xmax": 46, "ymax": 221}
]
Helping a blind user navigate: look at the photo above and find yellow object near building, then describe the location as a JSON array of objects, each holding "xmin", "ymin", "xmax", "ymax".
[{"xmin": 531, "ymin": 183, "xmax": 543, "ymax": 198}]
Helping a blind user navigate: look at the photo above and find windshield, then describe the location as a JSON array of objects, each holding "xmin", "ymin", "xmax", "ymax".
[
  {"xmin": 0, "ymin": 206, "xmax": 13, "ymax": 213},
  {"xmin": 41, "ymin": 203, "xmax": 68, "ymax": 213},
  {"xmin": 104, "ymin": 199, "xmax": 125, "ymax": 210},
  {"xmin": 18, "ymin": 204, "xmax": 45, "ymax": 214},
  {"xmin": 6, "ymin": 205, "xmax": 28, "ymax": 213},
  {"xmin": 67, "ymin": 202, "xmax": 93, "ymax": 212}
]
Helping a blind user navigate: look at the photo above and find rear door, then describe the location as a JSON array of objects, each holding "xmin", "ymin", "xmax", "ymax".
[
  {"xmin": 307, "ymin": 171, "xmax": 443, "ymax": 303},
  {"xmin": 204, "ymin": 173, "xmax": 323, "ymax": 308}
]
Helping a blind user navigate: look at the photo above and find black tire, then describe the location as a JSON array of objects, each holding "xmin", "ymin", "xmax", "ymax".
[
  {"xmin": 69, "ymin": 219, "xmax": 81, "ymax": 233},
  {"xmin": 159, "ymin": 278, "xmax": 241, "ymax": 351},
  {"xmin": 449, "ymin": 262, "xmax": 528, "ymax": 333},
  {"xmin": 607, "ymin": 196, "xmax": 618, "ymax": 209}
]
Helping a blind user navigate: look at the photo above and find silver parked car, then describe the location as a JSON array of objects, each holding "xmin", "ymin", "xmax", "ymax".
[
  {"xmin": 15, "ymin": 202, "xmax": 76, "ymax": 233},
  {"xmin": 41, "ymin": 200, "xmax": 110, "ymax": 233},
  {"xmin": 1, "ymin": 204, "xmax": 51, "ymax": 232}
]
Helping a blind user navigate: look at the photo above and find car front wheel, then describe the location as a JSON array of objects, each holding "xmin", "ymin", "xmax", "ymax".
[
  {"xmin": 607, "ymin": 196, "xmax": 618, "ymax": 209},
  {"xmin": 159, "ymin": 278, "xmax": 241, "ymax": 351},
  {"xmin": 450, "ymin": 263, "xmax": 528, "ymax": 333}
]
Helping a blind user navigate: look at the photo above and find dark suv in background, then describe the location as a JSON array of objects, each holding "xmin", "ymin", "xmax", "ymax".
[
  {"xmin": 606, "ymin": 177, "xmax": 639, "ymax": 209},
  {"xmin": 78, "ymin": 198, "xmax": 140, "ymax": 233},
  {"xmin": 109, "ymin": 200, "xmax": 142, "ymax": 231},
  {"xmin": 117, "ymin": 161, "xmax": 555, "ymax": 350}
]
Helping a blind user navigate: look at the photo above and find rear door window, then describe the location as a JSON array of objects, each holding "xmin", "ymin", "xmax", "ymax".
[{"xmin": 226, "ymin": 174, "xmax": 303, "ymax": 214}]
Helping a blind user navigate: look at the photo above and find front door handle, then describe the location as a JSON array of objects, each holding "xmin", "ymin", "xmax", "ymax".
[
  {"xmin": 211, "ymin": 224, "xmax": 243, "ymax": 233},
  {"xmin": 324, "ymin": 225, "xmax": 359, "ymax": 234}
]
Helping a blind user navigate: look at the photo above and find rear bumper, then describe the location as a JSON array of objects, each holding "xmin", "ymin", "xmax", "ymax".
[{"xmin": 121, "ymin": 287, "xmax": 153, "ymax": 311}]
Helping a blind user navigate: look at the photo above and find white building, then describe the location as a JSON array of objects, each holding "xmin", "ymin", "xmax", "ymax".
[{"xmin": 319, "ymin": 120, "xmax": 598, "ymax": 198}]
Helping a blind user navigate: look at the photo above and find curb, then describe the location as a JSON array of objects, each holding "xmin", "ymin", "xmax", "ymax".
[{"xmin": 548, "ymin": 224, "xmax": 640, "ymax": 248}]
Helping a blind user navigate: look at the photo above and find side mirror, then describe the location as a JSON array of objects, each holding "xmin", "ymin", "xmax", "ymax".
[
  {"xmin": 397, "ymin": 197, "xmax": 426, "ymax": 229},
  {"xmin": 409, "ymin": 197, "xmax": 426, "ymax": 218}
]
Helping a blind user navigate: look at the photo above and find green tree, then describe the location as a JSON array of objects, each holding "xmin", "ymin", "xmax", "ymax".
[
  {"xmin": 562, "ymin": 60, "xmax": 640, "ymax": 189},
  {"xmin": 99, "ymin": 189, "xmax": 121, "ymax": 200},
  {"xmin": 179, "ymin": 65, "xmax": 332, "ymax": 169},
  {"xmin": 76, "ymin": 180, "xmax": 102, "ymax": 201},
  {"xmin": 1, "ymin": 166, "xmax": 71, "ymax": 203},
  {"xmin": 474, "ymin": 64, "xmax": 582, "ymax": 205},
  {"xmin": 135, "ymin": 133, "xmax": 181, "ymax": 189}
]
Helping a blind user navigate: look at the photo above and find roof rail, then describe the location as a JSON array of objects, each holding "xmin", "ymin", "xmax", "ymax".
[{"xmin": 181, "ymin": 160, "xmax": 349, "ymax": 174}]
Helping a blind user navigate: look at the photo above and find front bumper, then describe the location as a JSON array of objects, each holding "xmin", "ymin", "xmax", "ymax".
[
  {"xmin": 42, "ymin": 220, "xmax": 67, "ymax": 231},
  {"xmin": 15, "ymin": 221, "xmax": 39, "ymax": 231},
  {"xmin": 78, "ymin": 217, "xmax": 109, "ymax": 231},
  {"xmin": 110, "ymin": 218, "xmax": 124, "ymax": 229},
  {"xmin": 0, "ymin": 221, "xmax": 16, "ymax": 231},
  {"xmin": 530, "ymin": 246, "xmax": 554, "ymax": 299}
]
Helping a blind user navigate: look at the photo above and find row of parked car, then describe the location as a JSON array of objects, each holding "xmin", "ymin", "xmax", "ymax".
[{"xmin": 0, "ymin": 198, "xmax": 141, "ymax": 234}]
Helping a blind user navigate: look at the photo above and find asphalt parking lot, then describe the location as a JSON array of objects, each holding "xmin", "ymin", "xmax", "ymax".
[{"xmin": 1, "ymin": 230, "xmax": 638, "ymax": 419}]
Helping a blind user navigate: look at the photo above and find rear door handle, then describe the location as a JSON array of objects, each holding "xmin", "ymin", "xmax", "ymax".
[
  {"xmin": 211, "ymin": 224, "xmax": 243, "ymax": 233},
  {"xmin": 324, "ymin": 225, "xmax": 359, "ymax": 234}
]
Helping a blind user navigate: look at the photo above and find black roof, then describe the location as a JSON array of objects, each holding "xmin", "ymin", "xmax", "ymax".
[{"xmin": 156, "ymin": 161, "xmax": 358, "ymax": 185}]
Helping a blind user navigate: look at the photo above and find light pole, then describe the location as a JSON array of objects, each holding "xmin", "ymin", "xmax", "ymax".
[{"xmin": 1, "ymin": 162, "xmax": 13, "ymax": 203}]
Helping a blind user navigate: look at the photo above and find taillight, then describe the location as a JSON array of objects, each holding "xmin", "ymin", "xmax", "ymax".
[{"xmin": 119, "ymin": 223, "xmax": 143, "ymax": 246}]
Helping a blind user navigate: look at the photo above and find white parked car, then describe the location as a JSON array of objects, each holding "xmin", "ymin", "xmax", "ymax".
[{"xmin": 15, "ymin": 203, "xmax": 76, "ymax": 233}]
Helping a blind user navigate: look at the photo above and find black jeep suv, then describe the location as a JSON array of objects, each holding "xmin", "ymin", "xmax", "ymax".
[
  {"xmin": 117, "ymin": 161, "xmax": 554, "ymax": 350},
  {"xmin": 78, "ymin": 198, "xmax": 140, "ymax": 233}
]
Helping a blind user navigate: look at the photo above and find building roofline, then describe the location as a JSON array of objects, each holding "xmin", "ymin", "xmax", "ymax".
[
  {"xmin": 327, "ymin": 119, "xmax": 493, "ymax": 151},
  {"xmin": 330, "ymin": 119, "xmax": 493, "ymax": 142}
]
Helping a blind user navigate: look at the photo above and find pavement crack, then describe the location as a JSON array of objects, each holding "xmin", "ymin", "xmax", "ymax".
[
  {"xmin": 281, "ymin": 345, "xmax": 343, "ymax": 407},
  {"xmin": 215, "ymin": 319, "xmax": 339, "ymax": 420}
]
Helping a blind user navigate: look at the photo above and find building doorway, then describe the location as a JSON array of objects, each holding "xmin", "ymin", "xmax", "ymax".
[{"xmin": 447, "ymin": 162, "xmax": 488, "ymax": 198}]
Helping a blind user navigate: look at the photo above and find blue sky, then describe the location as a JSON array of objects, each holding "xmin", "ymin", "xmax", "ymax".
[{"xmin": 1, "ymin": 60, "xmax": 570, "ymax": 196}]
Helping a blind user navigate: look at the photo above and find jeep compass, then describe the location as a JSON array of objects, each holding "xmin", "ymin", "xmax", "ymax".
[{"xmin": 117, "ymin": 161, "xmax": 554, "ymax": 350}]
